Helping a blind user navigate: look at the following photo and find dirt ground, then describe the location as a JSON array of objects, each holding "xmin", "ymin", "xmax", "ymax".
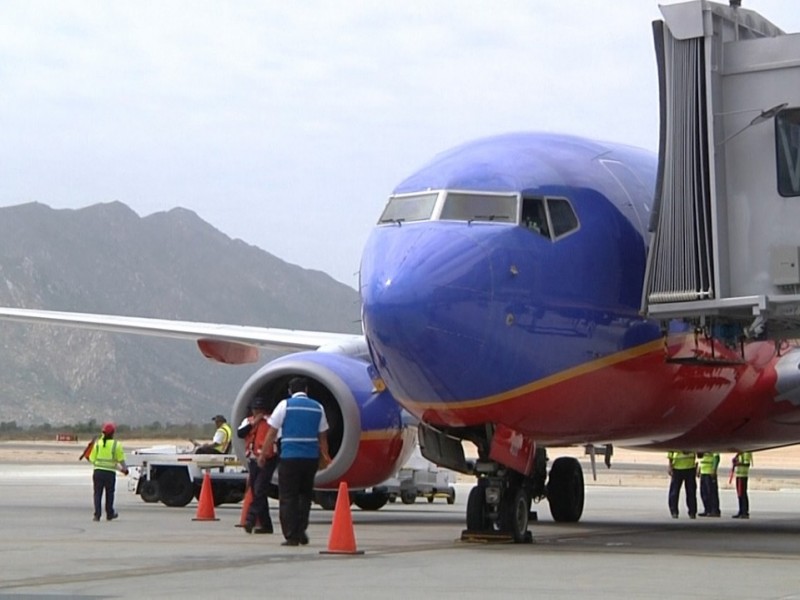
[{"xmin": 3, "ymin": 439, "xmax": 800, "ymax": 490}]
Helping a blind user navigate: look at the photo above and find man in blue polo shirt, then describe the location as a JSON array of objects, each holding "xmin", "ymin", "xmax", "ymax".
[{"xmin": 259, "ymin": 376, "xmax": 331, "ymax": 546}]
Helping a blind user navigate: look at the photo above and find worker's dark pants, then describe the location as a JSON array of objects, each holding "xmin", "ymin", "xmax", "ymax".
[
  {"xmin": 699, "ymin": 474, "xmax": 720, "ymax": 515},
  {"xmin": 246, "ymin": 456, "xmax": 279, "ymax": 529},
  {"xmin": 668, "ymin": 468, "xmax": 697, "ymax": 517},
  {"xmin": 278, "ymin": 458, "xmax": 318, "ymax": 542},
  {"xmin": 736, "ymin": 476, "xmax": 750, "ymax": 516},
  {"xmin": 93, "ymin": 469, "xmax": 117, "ymax": 519}
]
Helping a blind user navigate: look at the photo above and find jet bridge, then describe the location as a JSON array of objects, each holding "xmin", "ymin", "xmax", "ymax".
[{"xmin": 642, "ymin": 1, "xmax": 800, "ymax": 344}]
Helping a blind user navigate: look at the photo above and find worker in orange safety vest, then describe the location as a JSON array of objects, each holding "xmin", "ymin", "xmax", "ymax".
[{"xmin": 237, "ymin": 397, "xmax": 278, "ymax": 534}]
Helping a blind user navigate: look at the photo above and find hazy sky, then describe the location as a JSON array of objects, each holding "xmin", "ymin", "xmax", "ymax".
[{"xmin": 1, "ymin": 1, "xmax": 798, "ymax": 290}]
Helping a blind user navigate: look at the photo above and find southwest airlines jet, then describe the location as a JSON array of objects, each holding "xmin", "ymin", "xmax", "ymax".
[
  {"xmin": 3, "ymin": 1, "xmax": 800, "ymax": 542},
  {"xmin": 0, "ymin": 130, "xmax": 791, "ymax": 541}
]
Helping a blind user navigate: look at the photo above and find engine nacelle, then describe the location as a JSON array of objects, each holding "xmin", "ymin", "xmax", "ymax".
[{"xmin": 230, "ymin": 351, "xmax": 414, "ymax": 489}]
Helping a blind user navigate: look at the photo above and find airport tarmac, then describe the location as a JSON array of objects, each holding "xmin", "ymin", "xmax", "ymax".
[{"xmin": 2, "ymin": 460, "xmax": 800, "ymax": 599}]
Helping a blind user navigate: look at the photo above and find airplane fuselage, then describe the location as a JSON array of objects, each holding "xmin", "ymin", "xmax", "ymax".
[{"xmin": 360, "ymin": 132, "xmax": 800, "ymax": 452}]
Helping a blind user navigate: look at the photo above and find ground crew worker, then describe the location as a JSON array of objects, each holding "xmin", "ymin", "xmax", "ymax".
[
  {"xmin": 697, "ymin": 452, "xmax": 721, "ymax": 517},
  {"xmin": 732, "ymin": 451, "xmax": 753, "ymax": 519},
  {"xmin": 196, "ymin": 415, "xmax": 233, "ymax": 454},
  {"xmin": 667, "ymin": 450, "xmax": 697, "ymax": 519},
  {"xmin": 259, "ymin": 376, "xmax": 331, "ymax": 546},
  {"xmin": 237, "ymin": 397, "xmax": 278, "ymax": 534},
  {"xmin": 89, "ymin": 422, "xmax": 129, "ymax": 521}
]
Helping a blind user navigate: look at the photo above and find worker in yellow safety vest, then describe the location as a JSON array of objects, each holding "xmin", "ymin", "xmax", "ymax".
[
  {"xmin": 88, "ymin": 422, "xmax": 129, "ymax": 522},
  {"xmin": 196, "ymin": 415, "xmax": 233, "ymax": 454},
  {"xmin": 697, "ymin": 452, "xmax": 721, "ymax": 517},
  {"xmin": 667, "ymin": 451, "xmax": 697, "ymax": 519},
  {"xmin": 731, "ymin": 451, "xmax": 753, "ymax": 519}
]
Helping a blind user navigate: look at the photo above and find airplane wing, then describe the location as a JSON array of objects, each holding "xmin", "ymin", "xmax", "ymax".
[{"xmin": 0, "ymin": 307, "xmax": 365, "ymax": 364}]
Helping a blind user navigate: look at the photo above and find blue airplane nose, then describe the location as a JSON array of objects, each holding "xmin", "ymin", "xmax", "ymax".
[{"xmin": 360, "ymin": 224, "xmax": 498, "ymax": 403}]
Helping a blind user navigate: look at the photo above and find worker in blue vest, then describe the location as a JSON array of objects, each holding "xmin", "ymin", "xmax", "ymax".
[
  {"xmin": 89, "ymin": 422, "xmax": 129, "ymax": 521},
  {"xmin": 697, "ymin": 452, "xmax": 721, "ymax": 517},
  {"xmin": 731, "ymin": 451, "xmax": 753, "ymax": 519},
  {"xmin": 667, "ymin": 451, "xmax": 697, "ymax": 519},
  {"xmin": 259, "ymin": 376, "xmax": 331, "ymax": 546}
]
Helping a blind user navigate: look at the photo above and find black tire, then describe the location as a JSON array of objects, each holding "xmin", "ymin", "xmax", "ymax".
[
  {"xmin": 400, "ymin": 490, "xmax": 416, "ymax": 505},
  {"xmin": 500, "ymin": 488, "xmax": 530, "ymax": 542},
  {"xmin": 466, "ymin": 485, "xmax": 490, "ymax": 531},
  {"xmin": 139, "ymin": 479, "xmax": 160, "ymax": 503},
  {"xmin": 427, "ymin": 495, "xmax": 435, "ymax": 504},
  {"xmin": 158, "ymin": 468, "xmax": 195, "ymax": 507},
  {"xmin": 446, "ymin": 488, "xmax": 456, "ymax": 505},
  {"xmin": 547, "ymin": 456, "xmax": 585, "ymax": 522},
  {"xmin": 353, "ymin": 491, "xmax": 389, "ymax": 511}
]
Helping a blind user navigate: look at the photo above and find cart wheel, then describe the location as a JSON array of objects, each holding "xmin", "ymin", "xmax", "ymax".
[
  {"xmin": 400, "ymin": 490, "xmax": 416, "ymax": 504},
  {"xmin": 446, "ymin": 488, "xmax": 456, "ymax": 505},
  {"xmin": 427, "ymin": 495, "xmax": 435, "ymax": 503}
]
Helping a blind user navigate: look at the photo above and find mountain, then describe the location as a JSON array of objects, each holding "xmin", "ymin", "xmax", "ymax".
[{"xmin": 0, "ymin": 202, "xmax": 362, "ymax": 426}]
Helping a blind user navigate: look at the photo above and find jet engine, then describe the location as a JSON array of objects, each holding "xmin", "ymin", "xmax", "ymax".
[{"xmin": 229, "ymin": 351, "xmax": 414, "ymax": 488}]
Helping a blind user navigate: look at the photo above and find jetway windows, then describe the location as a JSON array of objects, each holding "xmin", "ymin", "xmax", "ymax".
[{"xmin": 776, "ymin": 108, "xmax": 800, "ymax": 198}]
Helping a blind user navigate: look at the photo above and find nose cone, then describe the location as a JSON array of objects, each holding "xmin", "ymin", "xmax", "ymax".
[{"xmin": 360, "ymin": 224, "xmax": 495, "ymax": 403}]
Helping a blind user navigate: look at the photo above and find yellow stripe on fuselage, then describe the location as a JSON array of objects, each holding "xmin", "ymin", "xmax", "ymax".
[{"xmin": 400, "ymin": 337, "xmax": 668, "ymax": 412}]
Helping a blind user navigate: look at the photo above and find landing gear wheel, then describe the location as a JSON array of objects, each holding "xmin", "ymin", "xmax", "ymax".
[
  {"xmin": 500, "ymin": 488, "xmax": 531, "ymax": 543},
  {"xmin": 466, "ymin": 486, "xmax": 490, "ymax": 531},
  {"xmin": 547, "ymin": 456, "xmax": 585, "ymax": 522},
  {"xmin": 158, "ymin": 469, "xmax": 194, "ymax": 507},
  {"xmin": 353, "ymin": 491, "xmax": 389, "ymax": 511},
  {"xmin": 139, "ymin": 479, "xmax": 160, "ymax": 503}
]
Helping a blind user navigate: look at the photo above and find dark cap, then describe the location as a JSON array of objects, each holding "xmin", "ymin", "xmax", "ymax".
[
  {"xmin": 211, "ymin": 415, "xmax": 226, "ymax": 422},
  {"xmin": 250, "ymin": 397, "xmax": 268, "ymax": 411}
]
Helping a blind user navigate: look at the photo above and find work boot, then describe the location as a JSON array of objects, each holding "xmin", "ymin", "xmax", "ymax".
[
  {"xmin": 254, "ymin": 525, "xmax": 273, "ymax": 534},
  {"xmin": 93, "ymin": 515, "xmax": 100, "ymax": 522},
  {"xmin": 671, "ymin": 512, "xmax": 678, "ymax": 519},
  {"xmin": 107, "ymin": 512, "xmax": 118, "ymax": 521},
  {"xmin": 244, "ymin": 523, "xmax": 254, "ymax": 534}
]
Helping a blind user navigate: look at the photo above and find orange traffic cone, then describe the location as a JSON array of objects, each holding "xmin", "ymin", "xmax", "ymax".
[
  {"xmin": 193, "ymin": 470, "xmax": 219, "ymax": 521},
  {"xmin": 236, "ymin": 483, "xmax": 254, "ymax": 528},
  {"xmin": 320, "ymin": 482, "xmax": 363, "ymax": 555}
]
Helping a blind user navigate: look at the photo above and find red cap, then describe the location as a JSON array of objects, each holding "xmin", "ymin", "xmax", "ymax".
[{"xmin": 102, "ymin": 422, "xmax": 116, "ymax": 435}]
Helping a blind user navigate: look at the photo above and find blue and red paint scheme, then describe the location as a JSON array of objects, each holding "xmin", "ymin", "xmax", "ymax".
[
  {"xmin": 4, "ymin": 131, "xmax": 800, "ymax": 535},
  {"xmin": 361, "ymin": 132, "xmax": 800, "ymax": 455}
]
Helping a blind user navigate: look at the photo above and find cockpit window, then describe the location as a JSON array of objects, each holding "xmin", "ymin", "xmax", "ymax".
[
  {"xmin": 439, "ymin": 192, "xmax": 517, "ymax": 223},
  {"xmin": 521, "ymin": 198, "xmax": 550, "ymax": 237},
  {"xmin": 378, "ymin": 193, "xmax": 438, "ymax": 223},
  {"xmin": 521, "ymin": 196, "xmax": 579, "ymax": 240},
  {"xmin": 548, "ymin": 198, "xmax": 579, "ymax": 237}
]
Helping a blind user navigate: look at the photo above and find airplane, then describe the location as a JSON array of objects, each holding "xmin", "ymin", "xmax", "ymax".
[{"xmin": 3, "ymin": 0, "xmax": 800, "ymax": 541}]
